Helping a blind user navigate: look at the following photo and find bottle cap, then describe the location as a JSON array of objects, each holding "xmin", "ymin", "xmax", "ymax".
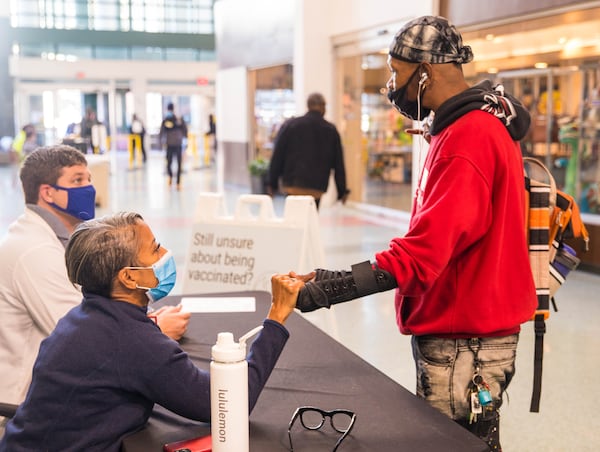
[
  {"xmin": 211, "ymin": 332, "xmax": 245, "ymax": 363},
  {"xmin": 211, "ymin": 326, "xmax": 264, "ymax": 363}
]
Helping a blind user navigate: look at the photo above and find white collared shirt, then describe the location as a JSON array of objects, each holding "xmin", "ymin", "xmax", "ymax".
[{"xmin": 0, "ymin": 208, "xmax": 81, "ymax": 405}]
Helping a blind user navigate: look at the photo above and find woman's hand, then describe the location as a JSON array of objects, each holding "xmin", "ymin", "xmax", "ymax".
[
  {"xmin": 153, "ymin": 305, "xmax": 191, "ymax": 341},
  {"xmin": 267, "ymin": 273, "xmax": 306, "ymax": 325}
]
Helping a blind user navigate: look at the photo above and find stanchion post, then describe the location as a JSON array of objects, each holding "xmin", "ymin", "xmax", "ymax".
[
  {"xmin": 134, "ymin": 135, "xmax": 142, "ymax": 166},
  {"xmin": 204, "ymin": 134, "xmax": 212, "ymax": 167},
  {"xmin": 186, "ymin": 132, "xmax": 197, "ymax": 168},
  {"xmin": 128, "ymin": 134, "xmax": 135, "ymax": 169}
]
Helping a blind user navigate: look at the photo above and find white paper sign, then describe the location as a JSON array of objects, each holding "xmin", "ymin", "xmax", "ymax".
[
  {"xmin": 184, "ymin": 223, "xmax": 304, "ymax": 293},
  {"xmin": 180, "ymin": 296, "xmax": 256, "ymax": 313},
  {"xmin": 182, "ymin": 194, "xmax": 324, "ymax": 294}
]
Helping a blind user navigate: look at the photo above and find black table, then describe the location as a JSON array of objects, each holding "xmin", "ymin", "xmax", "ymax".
[{"xmin": 122, "ymin": 291, "xmax": 487, "ymax": 452}]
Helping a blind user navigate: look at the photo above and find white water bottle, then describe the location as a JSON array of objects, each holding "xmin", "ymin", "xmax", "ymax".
[{"xmin": 210, "ymin": 325, "xmax": 263, "ymax": 452}]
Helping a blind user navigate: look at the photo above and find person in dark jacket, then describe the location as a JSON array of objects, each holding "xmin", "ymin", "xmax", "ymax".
[
  {"xmin": 80, "ymin": 107, "xmax": 99, "ymax": 153},
  {"xmin": 267, "ymin": 93, "xmax": 350, "ymax": 209},
  {"xmin": 159, "ymin": 103, "xmax": 188, "ymax": 190},
  {"xmin": 0, "ymin": 211, "xmax": 304, "ymax": 452}
]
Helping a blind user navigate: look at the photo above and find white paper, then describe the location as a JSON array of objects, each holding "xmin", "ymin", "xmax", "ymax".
[{"xmin": 180, "ymin": 296, "xmax": 256, "ymax": 313}]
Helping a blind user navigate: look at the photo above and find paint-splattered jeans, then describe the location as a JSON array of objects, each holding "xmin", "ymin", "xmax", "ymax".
[{"xmin": 411, "ymin": 334, "xmax": 518, "ymax": 451}]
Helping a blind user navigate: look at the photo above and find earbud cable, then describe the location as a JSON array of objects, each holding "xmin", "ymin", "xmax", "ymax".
[{"xmin": 416, "ymin": 82, "xmax": 425, "ymax": 176}]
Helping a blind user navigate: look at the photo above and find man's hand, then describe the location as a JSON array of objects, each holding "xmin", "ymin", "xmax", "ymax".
[
  {"xmin": 153, "ymin": 305, "xmax": 191, "ymax": 341},
  {"xmin": 405, "ymin": 128, "xmax": 431, "ymax": 144},
  {"xmin": 338, "ymin": 189, "xmax": 350, "ymax": 205},
  {"xmin": 289, "ymin": 271, "xmax": 316, "ymax": 283}
]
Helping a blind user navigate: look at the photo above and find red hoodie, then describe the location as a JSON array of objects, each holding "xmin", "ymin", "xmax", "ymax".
[{"xmin": 375, "ymin": 105, "xmax": 537, "ymax": 338}]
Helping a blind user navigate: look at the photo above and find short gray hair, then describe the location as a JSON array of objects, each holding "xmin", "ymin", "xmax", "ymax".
[{"xmin": 66, "ymin": 212, "xmax": 144, "ymax": 297}]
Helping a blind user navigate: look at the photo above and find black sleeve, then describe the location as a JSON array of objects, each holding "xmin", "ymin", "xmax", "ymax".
[
  {"xmin": 247, "ymin": 319, "xmax": 289, "ymax": 412},
  {"xmin": 181, "ymin": 118, "xmax": 188, "ymax": 137},
  {"xmin": 332, "ymin": 129, "xmax": 349, "ymax": 199},
  {"xmin": 268, "ymin": 124, "xmax": 290, "ymax": 190}
]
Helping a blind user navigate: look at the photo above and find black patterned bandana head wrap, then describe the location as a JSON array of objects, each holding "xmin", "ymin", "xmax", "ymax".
[{"xmin": 389, "ymin": 15, "xmax": 474, "ymax": 65}]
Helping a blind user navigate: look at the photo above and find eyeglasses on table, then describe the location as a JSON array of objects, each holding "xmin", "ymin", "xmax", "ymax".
[{"xmin": 287, "ymin": 406, "xmax": 356, "ymax": 451}]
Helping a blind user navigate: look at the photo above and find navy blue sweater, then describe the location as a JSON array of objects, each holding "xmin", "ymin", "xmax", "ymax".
[{"xmin": 0, "ymin": 293, "xmax": 289, "ymax": 452}]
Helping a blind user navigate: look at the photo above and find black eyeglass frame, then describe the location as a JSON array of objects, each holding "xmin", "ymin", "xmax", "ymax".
[{"xmin": 287, "ymin": 406, "xmax": 356, "ymax": 452}]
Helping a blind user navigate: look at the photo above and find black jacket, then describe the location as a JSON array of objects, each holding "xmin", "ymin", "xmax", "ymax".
[
  {"xmin": 268, "ymin": 111, "xmax": 348, "ymax": 198},
  {"xmin": 159, "ymin": 114, "xmax": 188, "ymax": 147}
]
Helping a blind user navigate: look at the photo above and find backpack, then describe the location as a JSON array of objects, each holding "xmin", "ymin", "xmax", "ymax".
[
  {"xmin": 524, "ymin": 156, "xmax": 590, "ymax": 412},
  {"xmin": 131, "ymin": 119, "xmax": 144, "ymax": 134}
]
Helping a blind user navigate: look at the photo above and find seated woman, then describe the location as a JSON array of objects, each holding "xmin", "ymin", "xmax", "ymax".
[{"xmin": 0, "ymin": 212, "xmax": 304, "ymax": 452}]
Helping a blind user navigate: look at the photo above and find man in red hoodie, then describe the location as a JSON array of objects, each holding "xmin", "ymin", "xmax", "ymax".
[{"xmin": 295, "ymin": 16, "xmax": 537, "ymax": 450}]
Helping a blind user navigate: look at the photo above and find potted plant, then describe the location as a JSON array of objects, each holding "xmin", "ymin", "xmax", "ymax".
[{"xmin": 248, "ymin": 157, "xmax": 270, "ymax": 194}]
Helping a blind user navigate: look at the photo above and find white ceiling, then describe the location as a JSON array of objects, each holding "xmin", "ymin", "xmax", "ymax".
[{"xmin": 467, "ymin": 20, "xmax": 600, "ymax": 63}]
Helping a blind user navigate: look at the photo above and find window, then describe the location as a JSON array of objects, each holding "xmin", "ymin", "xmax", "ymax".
[
  {"xmin": 11, "ymin": 0, "xmax": 214, "ymax": 34},
  {"xmin": 9, "ymin": 0, "xmax": 215, "ymax": 62}
]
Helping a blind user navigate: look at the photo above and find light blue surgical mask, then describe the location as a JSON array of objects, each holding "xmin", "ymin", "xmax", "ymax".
[
  {"xmin": 127, "ymin": 250, "xmax": 177, "ymax": 302},
  {"xmin": 49, "ymin": 184, "xmax": 96, "ymax": 220}
]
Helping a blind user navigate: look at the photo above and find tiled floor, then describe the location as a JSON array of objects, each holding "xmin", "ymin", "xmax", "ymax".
[{"xmin": 1, "ymin": 149, "xmax": 599, "ymax": 450}]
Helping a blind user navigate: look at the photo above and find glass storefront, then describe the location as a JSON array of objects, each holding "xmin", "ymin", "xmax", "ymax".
[
  {"xmin": 334, "ymin": 9, "xmax": 600, "ymax": 224},
  {"xmin": 362, "ymin": 97, "xmax": 414, "ymax": 210},
  {"xmin": 331, "ymin": 5, "xmax": 600, "ymax": 270},
  {"xmin": 254, "ymin": 89, "xmax": 295, "ymax": 161},
  {"xmin": 579, "ymin": 66, "xmax": 600, "ymax": 214},
  {"xmin": 489, "ymin": 66, "xmax": 600, "ymax": 215},
  {"xmin": 250, "ymin": 64, "xmax": 295, "ymax": 164},
  {"xmin": 350, "ymin": 63, "xmax": 600, "ymax": 215},
  {"xmin": 335, "ymin": 52, "xmax": 416, "ymax": 212}
]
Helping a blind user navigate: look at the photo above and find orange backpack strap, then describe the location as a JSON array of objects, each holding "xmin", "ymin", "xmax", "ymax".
[
  {"xmin": 526, "ymin": 177, "xmax": 551, "ymax": 319},
  {"xmin": 523, "ymin": 157, "xmax": 554, "ymax": 413},
  {"xmin": 571, "ymin": 202, "xmax": 590, "ymax": 249}
]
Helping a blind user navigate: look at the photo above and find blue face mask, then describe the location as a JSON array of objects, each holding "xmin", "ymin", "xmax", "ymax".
[
  {"xmin": 129, "ymin": 251, "xmax": 177, "ymax": 302},
  {"xmin": 49, "ymin": 184, "xmax": 96, "ymax": 220}
]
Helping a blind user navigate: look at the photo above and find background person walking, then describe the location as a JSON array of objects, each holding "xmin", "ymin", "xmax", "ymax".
[
  {"xmin": 159, "ymin": 103, "xmax": 188, "ymax": 190},
  {"xmin": 129, "ymin": 114, "xmax": 147, "ymax": 163},
  {"xmin": 267, "ymin": 93, "xmax": 349, "ymax": 209}
]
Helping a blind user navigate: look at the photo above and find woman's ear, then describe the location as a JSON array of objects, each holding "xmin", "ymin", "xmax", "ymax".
[{"xmin": 117, "ymin": 268, "xmax": 139, "ymax": 290}]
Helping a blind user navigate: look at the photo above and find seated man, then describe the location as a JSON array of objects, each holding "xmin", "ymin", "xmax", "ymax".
[
  {"xmin": 0, "ymin": 146, "xmax": 189, "ymax": 406},
  {"xmin": 0, "ymin": 212, "xmax": 303, "ymax": 451}
]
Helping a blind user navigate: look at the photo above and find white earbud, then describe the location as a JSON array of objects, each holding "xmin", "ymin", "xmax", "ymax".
[{"xmin": 419, "ymin": 72, "xmax": 428, "ymax": 85}]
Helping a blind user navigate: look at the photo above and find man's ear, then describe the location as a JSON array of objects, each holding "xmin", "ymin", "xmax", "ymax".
[
  {"xmin": 38, "ymin": 184, "xmax": 55, "ymax": 204},
  {"xmin": 118, "ymin": 268, "xmax": 139, "ymax": 290},
  {"xmin": 418, "ymin": 63, "xmax": 432, "ymax": 85}
]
